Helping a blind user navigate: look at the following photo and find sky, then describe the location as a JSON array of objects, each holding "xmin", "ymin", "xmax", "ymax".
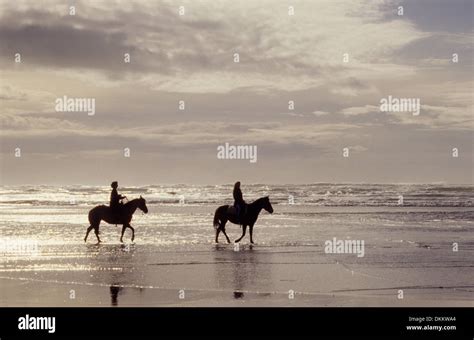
[{"xmin": 0, "ymin": 0, "xmax": 473, "ymax": 185}]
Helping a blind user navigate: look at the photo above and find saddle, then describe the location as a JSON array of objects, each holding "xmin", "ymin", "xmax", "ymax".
[
  {"xmin": 227, "ymin": 204, "xmax": 247, "ymax": 223},
  {"xmin": 110, "ymin": 204, "xmax": 124, "ymax": 225}
]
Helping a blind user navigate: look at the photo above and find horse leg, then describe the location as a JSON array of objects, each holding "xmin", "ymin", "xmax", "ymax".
[
  {"xmin": 120, "ymin": 224, "xmax": 126, "ymax": 243},
  {"xmin": 221, "ymin": 221, "xmax": 231, "ymax": 244},
  {"xmin": 235, "ymin": 225, "xmax": 247, "ymax": 243},
  {"xmin": 222, "ymin": 228, "xmax": 231, "ymax": 244},
  {"xmin": 128, "ymin": 224, "xmax": 135, "ymax": 242},
  {"xmin": 249, "ymin": 224, "xmax": 254, "ymax": 244},
  {"xmin": 84, "ymin": 226, "xmax": 93, "ymax": 242},
  {"xmin": 216, "ymin": 220, "xmax": 230, "ymax": 244},
  {"xmin": 94, "ymin": 226, "xmax": 101, "ymax": 243}
]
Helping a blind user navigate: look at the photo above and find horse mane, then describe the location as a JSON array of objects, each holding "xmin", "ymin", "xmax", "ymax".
[
  {"xmin": 249, "ymin": 196, "xmax": 268, "ymax": 206},
  {"xmin": 124, "ymin": 197, "xmax": 141, "ymax": 207}
]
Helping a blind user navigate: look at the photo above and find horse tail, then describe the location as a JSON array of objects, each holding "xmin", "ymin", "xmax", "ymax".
[
  {"xmin": 213, "ymin": 208, "xmax": 220, "ymax": 229},
  {"xmin": 88, "ymin": 207, "xmax": 95, "ymax": 224},
  {"xmin": 88, "ymin": 205, "xmax": 105, "ymax": 226}
]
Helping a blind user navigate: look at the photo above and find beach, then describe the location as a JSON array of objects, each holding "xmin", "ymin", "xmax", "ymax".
[{"xmin": 0, "ymin": 184, "xmax": 473, "ymax": 307}]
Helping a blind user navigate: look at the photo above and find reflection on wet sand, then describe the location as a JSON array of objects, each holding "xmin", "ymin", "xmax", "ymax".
[
  {"xmin": 110, "ymin": 285, "xmax": 123, "ymax": 306},
  {"xmin": 233, "ymin": 291, "xmax": 244, "ymax": 299},
  {"xmin": 214, "ymin": 244, "xmax": 274, "ymax": 300},
  {"xmin": 85, "ymin": 243, "xmax": 145, "ymax": 306}
]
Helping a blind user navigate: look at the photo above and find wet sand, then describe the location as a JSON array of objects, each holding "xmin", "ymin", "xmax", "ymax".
[{"xmin": 1, "ymin": 242, "xmax": 472, "ymax": 307}]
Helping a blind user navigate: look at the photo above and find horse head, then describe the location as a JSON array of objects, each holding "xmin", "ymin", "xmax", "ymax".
[
  {"xmin": 138, "ymin": 195, "xmax": 148, "ymax": 214},
  {"xmin": 263, "ymin": 196, "xmax": 274, "ymax": 214}
]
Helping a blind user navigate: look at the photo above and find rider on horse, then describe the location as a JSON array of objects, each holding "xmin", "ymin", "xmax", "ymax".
[
  {"xmin": 110, "ymin": 181, "xmax": 126, "ymax": 221},
  {"xmin": 233, "ymin": 181, "xmax": 246, "ymax": 221}
]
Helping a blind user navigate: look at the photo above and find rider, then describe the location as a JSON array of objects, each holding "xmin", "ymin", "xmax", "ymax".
[
  {"xmin": 110, "ymin": 181, "xmax": 126, "ymax": 218},
  {"xmin": 233, "ymin": 181, "xmax": 246, "ymax": 220}
]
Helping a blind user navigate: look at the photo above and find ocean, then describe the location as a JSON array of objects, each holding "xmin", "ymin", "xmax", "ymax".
[{"xmin": 0, "ymin": 184, "xmax": 473, "ymax": 306}]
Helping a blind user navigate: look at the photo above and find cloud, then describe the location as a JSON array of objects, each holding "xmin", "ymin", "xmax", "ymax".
[
  {"xmin": 0, "ymin": 85, "xmax": 27, "ymax": 101},
  {"xmin": 340, "ymin": 105, "xmax": 379, "ymax": 116},
  {"xmin": 312, "ymin": 110, "xmax": 330, "ymax": 116},
  {"xmin": 0, "ymin": 0, "xmax": 430, "ymax": 93},
  {"xmin": 0, "ymin": 0, "xmax": 472, "ymax": 184},
  {"xmin": 0, "ymin": 112, "xmax": 87, "ymax": 132},
  {"xmin": 2, "ymin": 112, "xmax": 360, "ymax": 145},
  {"xmin": 348, "ymin": 145, "xmax": 368, "ymax": 152}
]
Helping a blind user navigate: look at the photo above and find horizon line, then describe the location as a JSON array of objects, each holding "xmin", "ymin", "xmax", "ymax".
[{"xmin": 1, "ymin": 182, "xmax": 473, "ymax": 187}]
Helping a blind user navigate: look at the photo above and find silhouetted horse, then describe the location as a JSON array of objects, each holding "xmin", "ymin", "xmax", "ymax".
[
  {"xmin": 213, "ymin": 196, "xmax": 273, "ymax": 244},
  {"xmin": 84, "ymin": 196, "xmax": 148, "ymax": 243}
]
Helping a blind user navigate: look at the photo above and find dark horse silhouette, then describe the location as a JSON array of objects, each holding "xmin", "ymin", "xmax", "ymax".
[
  {"xmin": 213, "ymin": 196, "xmax": 273, "ymax": 244},
  {"xmin": 84, "ymin": 196, "xmax": 148, "ymax": 243}
]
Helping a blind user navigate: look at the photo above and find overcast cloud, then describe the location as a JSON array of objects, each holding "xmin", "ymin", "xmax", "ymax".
[{"xmin": 0, "ymin": 0, "xmax": 472, "ymax": 185}]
